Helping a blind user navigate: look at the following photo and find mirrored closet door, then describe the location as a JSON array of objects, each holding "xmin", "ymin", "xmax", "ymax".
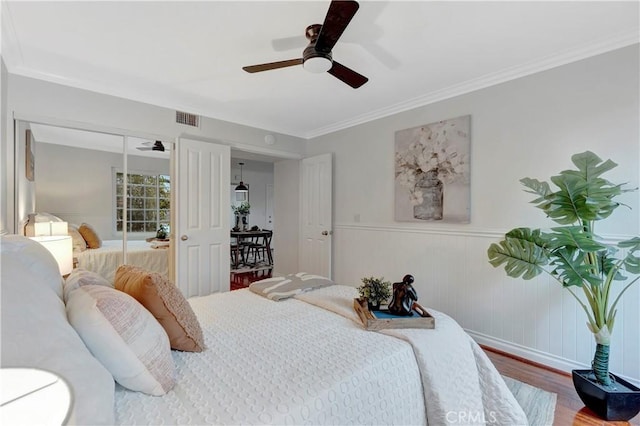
[{"xmin": 16, "ymin": 120, "xmax": 172, "ymax": 283}]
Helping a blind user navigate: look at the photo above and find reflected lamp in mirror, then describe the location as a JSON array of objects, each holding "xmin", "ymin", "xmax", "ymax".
[
  {"xmin": 29, "ymin": 236, "xmax": 73, "ymax": 276},
  {"xmin": 235, "ymin": 162, "xmax": 249, "ymax": 193},
  {"xmin": 24, "ymin": 213, "xmax": 68, "ymax": 237}
]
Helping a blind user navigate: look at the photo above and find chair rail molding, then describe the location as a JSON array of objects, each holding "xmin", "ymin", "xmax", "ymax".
[{"xmin": 332, "ymin": 223, "xmax": 640, "ymax": 385}]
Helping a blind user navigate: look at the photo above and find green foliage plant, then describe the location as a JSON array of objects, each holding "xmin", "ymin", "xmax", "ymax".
[
  {"xmin": 487, "ymin": 151, "xmax": 639, "ymax": 387},
  {"xmin": 232, "ymin": 201, "xmax": 251, "ymax": 215},
  {"xmin": 358, "ymin": 276, "xmax": 392, "ymax": 306}
]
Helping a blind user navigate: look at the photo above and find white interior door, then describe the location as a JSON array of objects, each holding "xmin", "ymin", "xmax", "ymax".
[
  {"xmin": 175, "ymin": 137, "xmax": 230, "ymax": 297},
  {"xmin": 299, "ymin": 153, "xmax": 332, "ymax": 278}
]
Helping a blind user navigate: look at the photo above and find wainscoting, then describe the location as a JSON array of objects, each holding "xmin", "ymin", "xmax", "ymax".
[{"xmin": 332, "ymin": 224, "xmax": 640, "ymax": 386}]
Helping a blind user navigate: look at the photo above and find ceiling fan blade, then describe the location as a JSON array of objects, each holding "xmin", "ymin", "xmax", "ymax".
[
  {"xmin": 327, "ymin": 61, "xmax": 368, "ymax": 89},
  {"xmin": 315, "ymin": 0, "xmax": 360, "ymax": 53},
  {"xmin": 242, "ymin": 58, "xmax": 303, "ymax": 73}
]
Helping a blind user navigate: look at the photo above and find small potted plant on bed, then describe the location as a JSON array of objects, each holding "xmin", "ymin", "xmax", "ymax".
[
  {"xmin": 358, "ymin": 276, "xmax": 392, "ymax": 311},
  {"xmin": 487, "ymin": 151, "xmax": 640, "ymax": 421}
]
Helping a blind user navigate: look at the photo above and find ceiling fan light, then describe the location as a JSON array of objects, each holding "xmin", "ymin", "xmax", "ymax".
[
  {"xmin": 303, "ymin": 56, "xmax": 332, "ymax": 73},
  {"xmin": 152, "ymin": 140, "xmax": 165, "ymax": 152}
]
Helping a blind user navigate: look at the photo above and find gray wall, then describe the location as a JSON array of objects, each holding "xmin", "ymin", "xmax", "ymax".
[
  {"xmin": 4, "ymin": 73, "xmax": 305, "ymax": 233},
  {"xmin": 306, "ymin": 45, "xmax": 640, "ymax": 383}
]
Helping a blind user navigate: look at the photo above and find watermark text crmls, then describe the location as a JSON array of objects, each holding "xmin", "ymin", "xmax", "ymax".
[{"xmin": 445, "ymin": 410, "xmax": 498, "ymax": 424}]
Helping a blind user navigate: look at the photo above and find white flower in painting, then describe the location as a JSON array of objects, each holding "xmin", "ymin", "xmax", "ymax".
[{"xmin": 395, "ymin": 119, "xmax": 469, "ymax": 204}]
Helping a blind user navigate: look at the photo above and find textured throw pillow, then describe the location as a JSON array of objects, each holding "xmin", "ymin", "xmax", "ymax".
[
  {"xmin": 65, "ymin": 284, "xmax": 176, "ymax": 396},
  {"xmin": 64, "ymin": 268, "xmax": 112, "ymax": 300},
  {"xmin": 68, "ymin": 224, "xmax": 87, "ymax": 253},
  {"xmin": 115, "ymin": 265, "xmax": 205, "ymax": 352},
  {"xmin": 249, "ymin": 272, "xmax": 335, "ymax": 301},
  {"xmin": 78, "ymin": 223, "xmax": 102, "ymax": 249}
]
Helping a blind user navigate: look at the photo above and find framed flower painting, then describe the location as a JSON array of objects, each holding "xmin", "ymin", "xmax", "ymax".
[{"xmin": 394, "ymin": 115, "xmax": 471, "ymax": 223}]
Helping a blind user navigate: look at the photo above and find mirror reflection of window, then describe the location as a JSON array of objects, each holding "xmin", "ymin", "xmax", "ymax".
[{"xmin": 115, "ymin": 171, "xmax": 171, "ymax": 233}]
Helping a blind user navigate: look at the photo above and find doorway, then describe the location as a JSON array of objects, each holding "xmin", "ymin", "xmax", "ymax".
[{"xmin": 229, "ymin": 157, "xmax": 275, "ymax": 289}]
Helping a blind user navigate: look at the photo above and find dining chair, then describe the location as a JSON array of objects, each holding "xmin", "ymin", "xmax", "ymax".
[
  {"xmin": 247, "ymin": 230, "xmax": 273, "ymax": 266},
  {"xmin": 230, "ymin": 237, "xmax": 246, "ymax": 269}
]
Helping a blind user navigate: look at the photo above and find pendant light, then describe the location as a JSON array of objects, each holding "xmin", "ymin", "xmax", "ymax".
[{"xmin": 235, "ymin": 162, "xmax": 249, "ymax": 193}]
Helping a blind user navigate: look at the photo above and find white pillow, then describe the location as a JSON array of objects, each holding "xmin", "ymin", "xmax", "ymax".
[
  {"xmin": 65, "ymin": 284, "xmax": 176, "ymax": 396},
  {"xmin": 64, "ymin": 268, "xmax": 113, "ymax": 299},
  {"xmin": 1, "ymin": 235, "xmax": 115, "ymax": 425}
]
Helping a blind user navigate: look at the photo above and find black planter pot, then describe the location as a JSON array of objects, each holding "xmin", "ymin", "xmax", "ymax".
[
  {"xmin": 367, "ymin": 302, "xmax": 381, "ymax": 311},
  {"xmin": 572, "ymin": 369, "xmax": 640, "ymax": 421}
]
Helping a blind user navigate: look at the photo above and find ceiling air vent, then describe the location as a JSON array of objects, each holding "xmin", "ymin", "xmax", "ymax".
[{"xmin": 176, "ymin": 111, "xmax": 199, "ymax": 127}]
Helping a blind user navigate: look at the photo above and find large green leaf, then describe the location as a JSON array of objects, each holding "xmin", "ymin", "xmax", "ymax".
[
  {"xmin": 597, "ymin": 248, "xmax": 626, "ymax": 281},
  {"xmin": 520, "ymin": 178, "xmax": 552, "ymax": 210},
  {"xmin": 557, "ymin": 151, "xmax": 624, "ymax": 221},
  {"xmin": 546, "ymin": 174, "xmax": 588, "ymax": 224},
  {"xmin": 505, "ymin": 227, "xmax": 548, "ymax": 247},
  {"xmin": 488, "ymin": 231, "xmax": 549, "ymax": 280},
  {"xmin": 564, "ymin": 151, "xmax": 617, "ymax": 180},
  {"xmin": 619, "ymin": 237, "xmax": 640, "ymax": 274},
  {"xmin": 521, "ymin": 151, "xmax": 625, "ymax": 225},
  {"xmin": 619, "ymin": 236, "xmax": 640, "ymax": 251},
  {"xmin": 548, "ymin": 247, "xmax": 601, "ymax": 287},
  {"xmin": 546, "ymin": 226, "xmax": 606, "ymax": 252}
]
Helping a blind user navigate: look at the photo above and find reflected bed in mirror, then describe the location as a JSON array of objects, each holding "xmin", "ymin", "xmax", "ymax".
[{"xmin": 76, "ymin": 240, "xmax": 169, "ymax": 284}]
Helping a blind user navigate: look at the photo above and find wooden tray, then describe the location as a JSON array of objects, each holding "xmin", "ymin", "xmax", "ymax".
[{"xmin": 353, "ymin": 298, "xmax": 435, "ymax": 330}]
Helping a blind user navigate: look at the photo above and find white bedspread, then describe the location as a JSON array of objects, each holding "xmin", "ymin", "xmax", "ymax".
[
  {"xmin": 296, "ymin": 286, "xmax": 528, "ymax": 425},
  {"xmin": 114, "ymin": 285, "xmax": 527, "ymax": 425},
  {"xmin": 75, "ymin": 240, "xmax": 169, "ymax": 283}
]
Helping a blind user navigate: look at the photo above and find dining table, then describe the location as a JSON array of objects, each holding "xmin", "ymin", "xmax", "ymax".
[{"xmin": 230, "ymin": 229, "xmax": 273, "ymax": 269}]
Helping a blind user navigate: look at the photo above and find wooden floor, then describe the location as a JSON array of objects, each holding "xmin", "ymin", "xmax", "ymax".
[
  {"xmin": 230, "ymin": 275, "xmax": 638, "ymax": 425},
  {"xmin": 485, "ymin": 347, "xmax": 639, "ymax": 426},
  {"xmin": 230, "ymin": 269, "xmax": 272, "ymax": 291}
]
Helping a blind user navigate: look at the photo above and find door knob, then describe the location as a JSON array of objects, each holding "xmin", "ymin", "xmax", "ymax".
[
  {"xmin": 181, "ymin": 235, "xmax": 189, "ymax": 241},
  {"xmin": 321, "ymin": 230, "xmax": 332, "ymax": 236}
]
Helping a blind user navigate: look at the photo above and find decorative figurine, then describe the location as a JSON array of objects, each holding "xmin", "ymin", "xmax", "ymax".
[{"xmin": 387, "ymin": 274, "xmax": 418, "ymax": 316}]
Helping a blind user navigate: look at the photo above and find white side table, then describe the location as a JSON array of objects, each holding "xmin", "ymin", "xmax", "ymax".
[{"xmin": 1, "ymin": 368, "xmax": 73, "ymax": 425}]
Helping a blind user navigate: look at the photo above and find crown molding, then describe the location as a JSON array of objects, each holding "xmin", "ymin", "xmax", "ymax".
[
  {"xmin": 304, "ymin": 29, "xmax": 640, "ymax": 139},
  {"xmin": 3, "ymin": 18, "xmax": 637, "ymax": 141}
]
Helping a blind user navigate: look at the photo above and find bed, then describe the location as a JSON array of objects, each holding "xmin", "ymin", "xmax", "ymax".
[
  {"xmin": 75, "ymin": 239, "xmax": 169, "ymax": 283},
  {"xmin": 0, "ymin": 235, "xmax": 528, "ymax": 426}
]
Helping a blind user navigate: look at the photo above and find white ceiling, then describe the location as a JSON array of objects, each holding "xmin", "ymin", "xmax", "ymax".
[{"xmin": 2, "ymin": 1, "xmax": 639, "ymax": 139}]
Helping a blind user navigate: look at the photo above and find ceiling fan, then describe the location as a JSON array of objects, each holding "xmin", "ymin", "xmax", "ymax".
[
  {"xmin": 242, "ymin": 0, "xmax": 368, "ymax": 89},
  {"xmin": 136, "ymin": 140, "xmax": 165, "ymax": 152}
]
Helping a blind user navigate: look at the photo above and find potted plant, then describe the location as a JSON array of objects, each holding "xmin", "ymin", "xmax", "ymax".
[
  {"xmin": 155, "ymin": 224, "xmax": 169, "ymax": 240},
  {"xmin": 358, "ymin": 276, "xmax": 392, "ymax": 311},
  {"xmin": 487, "ymin": 151, "xmax": 640, "ymax": 421},
  {"xmin": 232, "ymin": 202, "xmax": 250, "ymax": 230}
]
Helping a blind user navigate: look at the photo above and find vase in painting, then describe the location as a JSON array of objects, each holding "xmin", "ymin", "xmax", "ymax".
[{"xmin": 413, "ymin": 169, "xmax": 444, "ymax": 220}]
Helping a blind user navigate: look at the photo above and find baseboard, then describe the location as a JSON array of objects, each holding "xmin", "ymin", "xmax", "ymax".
[{"xmin": 467, "ymin": 329, "xmax": 640, "ymax": 387}]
